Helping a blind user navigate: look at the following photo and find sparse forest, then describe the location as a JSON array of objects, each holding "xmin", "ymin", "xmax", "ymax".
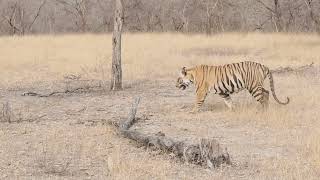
[{"xmin": 1, "ymin": 0, "xmax": 320, "ymax": 35}]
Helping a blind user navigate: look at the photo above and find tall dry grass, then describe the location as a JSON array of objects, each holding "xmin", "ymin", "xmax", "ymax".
[{"xmin": 0, "ymin": 33, "xmax": 318, "ymax": 84}]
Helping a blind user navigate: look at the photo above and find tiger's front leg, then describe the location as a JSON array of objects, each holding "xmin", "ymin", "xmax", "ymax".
[
  {"xmin": 191, "ymin": 91, "xmax": 208, "ymax": 113},
  {"xmin": 219, "ymin": 93, "xmax": 234, "ymax": 110}
]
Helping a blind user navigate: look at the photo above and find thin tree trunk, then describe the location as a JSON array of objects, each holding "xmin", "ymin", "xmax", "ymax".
[
  {"xmin": 110, "ymin": 0, "xmax": 124, "ymax": 91},
  {"xmin": 274, "ymin": 0, "xmax": 282, "ymax": 32}
]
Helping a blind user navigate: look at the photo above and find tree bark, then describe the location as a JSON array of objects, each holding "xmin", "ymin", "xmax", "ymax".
[{"xmin": 110, "ymin": 0, "xmax": 124, "ymax": 91}]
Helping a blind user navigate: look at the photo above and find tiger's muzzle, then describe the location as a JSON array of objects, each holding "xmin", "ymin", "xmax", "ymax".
[
  {"xmin": 177, "ymin": 83, "xmax": 187, "ymax": 90},
  {"xmin": 176, "ymin": 77, "xmax": 191, "ymax": 90}
]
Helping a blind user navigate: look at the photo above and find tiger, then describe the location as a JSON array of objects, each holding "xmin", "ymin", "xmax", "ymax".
[{"xmin": 176, "ymin": 61, "xmax": 290, "ymax": 112}]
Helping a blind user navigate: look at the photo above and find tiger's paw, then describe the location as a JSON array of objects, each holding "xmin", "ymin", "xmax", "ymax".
[
  {"xmin": 229, "ymin": 106, "xmax": 236, "ymax": 112},
  {"xmin": 190, "ymin": 108, "xmax": 199, "ymax": 114}
]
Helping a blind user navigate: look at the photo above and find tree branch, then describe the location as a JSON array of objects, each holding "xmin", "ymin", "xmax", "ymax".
[
  {"xmin": 3, "ymin": 3, "xmax": 22, "ymax": 34},
  {"xmin": 256, "ymin": 0, "xmax": 276, "ymax": 14},
  {"xmin": 27, "ymin": 0, "xmax": 47, "ymax": 31}
]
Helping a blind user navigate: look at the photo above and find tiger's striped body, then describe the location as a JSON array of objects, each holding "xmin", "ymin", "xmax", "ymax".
[{"xmin": 176, "ymin": 61, "xmax": 289, "ymax": 112}]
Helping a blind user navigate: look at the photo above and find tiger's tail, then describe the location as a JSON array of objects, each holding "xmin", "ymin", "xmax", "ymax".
[{"xmin": 266, "ymin": 69, "xmax": 290, "ymax": 105}]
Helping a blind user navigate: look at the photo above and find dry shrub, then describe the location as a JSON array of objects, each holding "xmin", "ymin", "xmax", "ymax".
[
  {"xmin": 36, "ymin": 142, "xmax": 72, "ymax": 176},
  {"xmin": 1, "ymin": 102, "xmax": 14, "ymax": 123},
  {"xmin": 35, "ymin": 135, "xmax": 82, "ymax": 177}
]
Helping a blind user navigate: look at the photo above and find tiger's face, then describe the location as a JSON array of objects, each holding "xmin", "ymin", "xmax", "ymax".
[{"xmin": 176, "ymin": 67, "xmax": 194, "ymax": 90}]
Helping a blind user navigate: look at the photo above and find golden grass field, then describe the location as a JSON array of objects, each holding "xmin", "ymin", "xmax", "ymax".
[{"xmin": 0, "ymin": 33, "xmax": 319, "ymax": 179}]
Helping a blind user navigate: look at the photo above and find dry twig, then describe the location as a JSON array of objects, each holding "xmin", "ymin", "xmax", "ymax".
[{"xmin": 21, "ymin": 85, "xmax": 101, "ymax": 97}]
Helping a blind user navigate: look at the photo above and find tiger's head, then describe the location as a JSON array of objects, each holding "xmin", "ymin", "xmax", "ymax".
[{"xmin": 176, "ymin": 67, "xmax": 194, "ymax": 90}]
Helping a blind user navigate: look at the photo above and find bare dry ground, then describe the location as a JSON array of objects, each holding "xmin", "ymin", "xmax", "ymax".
[{"xmin": 0, "ymin": 33, "xmax": 319, "ymax": 179}]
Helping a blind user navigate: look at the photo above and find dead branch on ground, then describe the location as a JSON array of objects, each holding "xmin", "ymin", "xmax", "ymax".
[
  {"xmin": 65, "ymin": 106, "xmax": 87, "ymax": 115},
  {"xmin": 21, "ymin": 85, "xmax": 101, "ymax": 97},
  {"xmin": 22, "ymin": 114, "xmax": 47, "ymax": 123},
  {"xmin": 63, "ymin": 74, "xmax": 82, "ymax": 80},
  {"xmin": 271, "ymin": 62, "xmax": 315, "ymax": 74},
  {"xmin": 113, "ymin": 97, "xmax": 231, "ymax": 168}
]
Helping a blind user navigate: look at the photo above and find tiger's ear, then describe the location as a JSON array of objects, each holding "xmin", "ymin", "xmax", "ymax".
[{"xmin": 181, "ymin": 67, "xmax": 187, "ymax": 76}]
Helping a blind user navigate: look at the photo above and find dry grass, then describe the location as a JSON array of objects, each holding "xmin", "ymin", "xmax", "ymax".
[
  {"xmin": 0, "ymin": 33, "xmax": 319, "ymax": 179},
  {"xmin": 0, "ymin": 33, "xmax": 318, "ymax": 84}
]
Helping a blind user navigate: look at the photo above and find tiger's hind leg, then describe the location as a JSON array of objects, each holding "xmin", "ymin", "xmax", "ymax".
[
  {"xmin": 261, "ymin": 88, "xmax": 269, "ymax": 109},
  {"xmin": 249, "ymin": 86, "xmax": 269, "ymax": 109},
  {"xmin": 219, "ymin": 94, "xmax": 234, "ymax": 110}
]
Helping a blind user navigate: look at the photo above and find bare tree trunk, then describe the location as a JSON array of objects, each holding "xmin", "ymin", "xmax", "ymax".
[
  {"xmin": 274, "ymin": 0, "xmax": 282, "ymax": 32},
  {"xmin": 256, "ymin": 0, "xmax": 283, "ymax": 32},
  {"xmin": 205, "ymin": 1, "xmax": 211, "ymax": 35},
  {"xmin": 204, "ymin": 0, "xmax": 219, "ymax": 35},
  {"xmin": 110, "ymin": 0, "xmax": 124, "ymax": 91},
  {"xmin": 181, "ymin": 0, "xmax": 190, "ymax": 33}
]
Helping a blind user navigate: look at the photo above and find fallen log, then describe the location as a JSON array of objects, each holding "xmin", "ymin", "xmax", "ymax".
[
  {"xmin": 116, "ymin": 97, "xmax": 231, "ymax": 168},
  {"xmin": 271, "ymin": 62, "xmax": 315, "ymax": 74}
]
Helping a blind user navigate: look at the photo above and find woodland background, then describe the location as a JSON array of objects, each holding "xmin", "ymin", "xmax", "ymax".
[{"xmin": 1, "ymin": 0, "xmax": 320, "ymax": 35}]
